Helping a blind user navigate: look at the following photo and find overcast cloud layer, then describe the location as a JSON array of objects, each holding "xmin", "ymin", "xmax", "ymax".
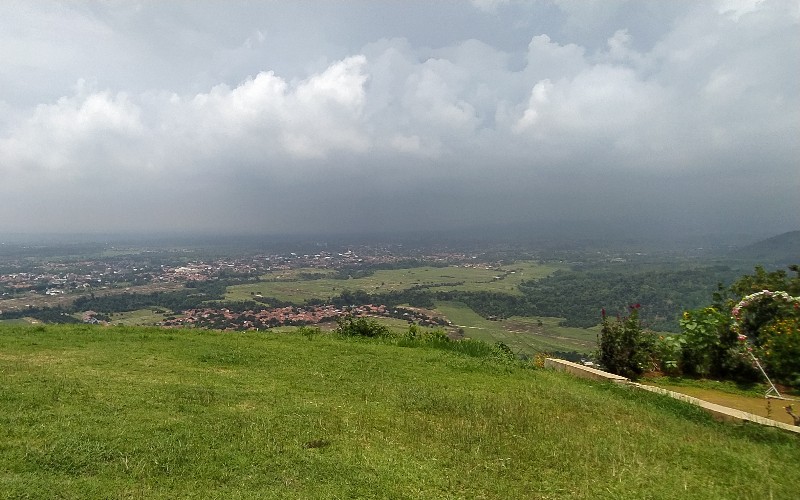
[{"xmin": 1, "ymin": 0, "xmax": 798, "ymax": 238}]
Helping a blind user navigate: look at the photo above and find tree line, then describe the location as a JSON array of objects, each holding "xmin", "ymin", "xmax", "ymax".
[
  {"xmin": 599, "ymin": 265, "xmax": 800, "ymax": 386},
  {"xmin": 316, "ymin": 265, "xmax": 743, "ymax": 332}
]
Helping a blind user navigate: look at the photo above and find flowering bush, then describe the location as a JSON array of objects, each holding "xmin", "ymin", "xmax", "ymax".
[
  {"xmin": 761, "ymin": 319, "xmax": 800, "ymax": 385},
  {"xmin": 684, "ymin": 306, "xmax": 758, "ymax": 379},
  {"xmin": 660, "ymin": 267, "xmax": 800, "ymax": 384},
  {"xmin": 732, "ymin": 290, "xmax": 800, "ymax": 384},
  {"xmin": 731, "ymin": 290, "xmax": 800, "ymax": 340}
]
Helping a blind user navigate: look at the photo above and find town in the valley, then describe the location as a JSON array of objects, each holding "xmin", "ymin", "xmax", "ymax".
[{"xmin": 0, "ymin": 242, "xmax": 491, "ymax": 331}]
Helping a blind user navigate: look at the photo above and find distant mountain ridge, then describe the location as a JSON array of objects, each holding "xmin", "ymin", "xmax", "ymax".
[{"xmin": 734, "ymin": 230, "xmax": 800, "ymax": 265}]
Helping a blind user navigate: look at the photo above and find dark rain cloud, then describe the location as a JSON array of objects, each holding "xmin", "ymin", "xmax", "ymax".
[{"xmin": 0, "ymin": 1, "xmax": 797, "ymax": 237}]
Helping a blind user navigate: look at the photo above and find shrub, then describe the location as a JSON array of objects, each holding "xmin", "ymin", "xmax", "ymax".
[
  {"xmin": 335, "ymin": 315, "xmax": 390, "ymax": 338},
  {"xmin": 653, "ymin": 334, "xmax": 683, "ymax": 376},
  {"xmin": 668, "ymin": 306, "xmax": 757, "ymax": 380},
  {"xmin": 532, "ymin": 352, "xmax": 548, "ymax": 368},
  {"xmin": 492, "ymin": 341, "xmax": 516, "ymax": 362},
  {"xmin": 296, "ymin": 326, "xmax": 321, "ymax": 340},
  {"xmin": 761, "ymin": 318, "xmax": 800, "ymax": 385},
  {"xmin": 597, "ymin": 306, "xmax": 655, "ymax": 379},
  {"xmin": 679, "ymin": 307, "xmax": 726, "ymax": 377}
]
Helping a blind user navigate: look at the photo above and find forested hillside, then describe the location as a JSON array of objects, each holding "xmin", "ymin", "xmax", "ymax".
[
  {"xmin": 515, "ymin": 267, "xmax": 744, "ymax": 330},
  {"xmin": 322, "ymin": 265, "xmax": 744, "ymax": 332},
  {"xmin": 734, "ymin": 230, "xmax": 800, "ymax": 265}
]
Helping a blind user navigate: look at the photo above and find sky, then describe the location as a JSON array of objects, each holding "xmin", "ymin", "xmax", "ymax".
[{"xmin": 0, "ymin": 0, "xmax": 798, "ymax": 239}]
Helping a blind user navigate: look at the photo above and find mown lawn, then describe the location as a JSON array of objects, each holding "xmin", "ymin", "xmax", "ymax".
[{"xmin": 1, "ymin": 324, "xmax": 798, "ymax": 499}]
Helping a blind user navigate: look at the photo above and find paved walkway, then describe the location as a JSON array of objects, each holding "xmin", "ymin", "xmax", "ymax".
[{"xmin": 544, "ymin": 358, "xmax": 800, "ymax": 435}]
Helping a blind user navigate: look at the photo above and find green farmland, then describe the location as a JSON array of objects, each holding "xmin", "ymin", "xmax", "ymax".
[
  {"xmin": 436, "ymin": 301, "xmax": 599, "ymax": 355},
  {"xmin": 222, "ymin": 261, "xmax": 591, "ymax": 354},
  {"xmin": 225, "ymin": 261, "xmax": 560, "ymax": 303},
  {"xmin": 106, "ymin": 309, "xmax": 172, "ymax": 326}
]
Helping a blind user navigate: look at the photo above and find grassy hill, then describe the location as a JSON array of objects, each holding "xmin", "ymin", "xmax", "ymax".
[{"xmin": 1, "ymin": 324, "xmax": 799, "ymax": 499}]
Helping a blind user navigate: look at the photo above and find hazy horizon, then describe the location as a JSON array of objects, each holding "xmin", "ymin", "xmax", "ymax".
[{"xmin": 1, "ymin": 1, "xmax": 798, "ymax": 238}]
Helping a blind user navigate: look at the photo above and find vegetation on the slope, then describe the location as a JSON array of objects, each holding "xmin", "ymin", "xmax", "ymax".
[
  {"xmin": 598, "ymin": 265, "xmax": 800, "ymax": 387},
  {"xmin": 733, "ymin": 230, "xmax": 800, "ymax": 265},
  {"xmin": 332, "ymin": 314, "xmax": 517, "ymax": 361},
  {"xmin": 598, "ymin": 306, "xmax": 655, "ymax": 379},
  {"xmin": 318, "ymin": 265, "xmax": 742, "ymax": 332},
  {"xmin": 517, "ymin": 266, "xmax": 743, "ymax": 330},
  {"xmin": 4, "ymin": 255, "xmax": 746, "ymax": 342},
  {"xmin": 1, "ymin": 323, "xmax": 798, "ymax": 499},
  {"xmin": 435, "ymin": 300, "xmax": 597, "ymax": 356},
  {"xmin": 222, "ymin": 260, "xmax": 742, "ymax": 333}
]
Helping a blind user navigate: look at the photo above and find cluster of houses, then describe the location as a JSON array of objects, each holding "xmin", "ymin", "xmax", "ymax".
[{"xmin": 158, "ymin": 303, "xmax": 449, "ymax": 331}]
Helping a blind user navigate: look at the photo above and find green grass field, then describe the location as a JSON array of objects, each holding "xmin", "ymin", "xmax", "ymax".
[
  {"xmin": 436, "ymin": 301, "xmax": 599, "ymax": 354},
  {"xmin": 106, "ymin": 309, "xmax": 173, "ymax": 326},
  {"xmin": 225, "ymin": 261, "xmax": 560, "ymax": 303},
  {"xmin": 1, "ymin": 324, "xmax": 798, "ymax": 499},
  {"xmin": 0, "ymin": 318, "xmax": 31, "ymax": 325}
]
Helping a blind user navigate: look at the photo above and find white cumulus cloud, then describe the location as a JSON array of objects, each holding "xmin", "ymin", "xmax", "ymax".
[{"xmin": 0, "ymin": 1, "xmax": 796, "ymax": 235}]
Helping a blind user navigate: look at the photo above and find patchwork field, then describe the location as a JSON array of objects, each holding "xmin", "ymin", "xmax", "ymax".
[
  {"xmin": 221, "ymin": 261, "xmax": 592, "ymax": 354},
  {"xmin": 1, "ymin": 260, "xmax": 600, "ymax": 356},
  {"xmin": 1, "ymin": 324, "xmax": 798, "ymax": 499},
  {"xmin": 225, "ymin": 261, "xmax": 561, "ymax": 303},
  {"xmin": 435, "ymin": 301, "xmax": 598, "ymax": 355},
  {"xmin": 104, "ymin": 308, "xmax": 173, "ymax": 326},
  {"xmin": 0, "ymin": 282, "xmax": 184, "ymax": 313}
]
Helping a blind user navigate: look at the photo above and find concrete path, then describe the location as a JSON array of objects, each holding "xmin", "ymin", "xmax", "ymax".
[{"xmin": 544, "ymin": 358, "xmax": 800, "ymax": 435}]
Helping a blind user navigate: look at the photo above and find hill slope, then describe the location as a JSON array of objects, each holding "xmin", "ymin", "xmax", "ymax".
[
  {"xmin": 1, "ymin": 324, "xmax": 798, "ymax": 499},
  {"xmin": 734, "ymin": 230, "xmax": 800, "ymax": 265}
]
